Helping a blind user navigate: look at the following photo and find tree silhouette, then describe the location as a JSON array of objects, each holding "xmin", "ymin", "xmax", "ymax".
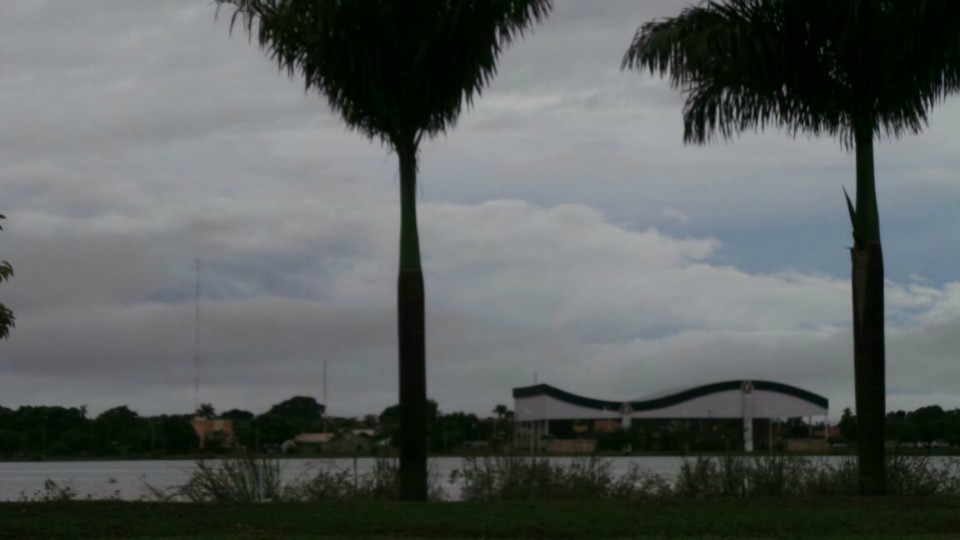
[
  {"xmin": 0, "ymin": 215, "xmax": 13, "ymax": 339},
  {"xmin": 195, "ymin": 403, "xmax": 217, "ymax": 419},
  {"xmin": 214, "ymin": 0, "xmax": 551, "ymax": 500},
  {"xmin": 265, "ymin": 396, "xmax": 325, "ymax": 422},
  {"xmin": 625, "ymin": 0, "xmax": 960, "ymax": 494}
]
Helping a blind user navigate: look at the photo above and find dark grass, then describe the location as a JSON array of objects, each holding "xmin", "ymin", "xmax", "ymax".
[{"xmin": 3, "ymin": 499, "xmax": 960, "ymax": 539}]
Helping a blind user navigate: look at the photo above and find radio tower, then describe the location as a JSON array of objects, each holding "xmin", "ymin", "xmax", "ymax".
[{"xmin": 194, "ymin": 259, "xmax": 201, "ymax": 413}]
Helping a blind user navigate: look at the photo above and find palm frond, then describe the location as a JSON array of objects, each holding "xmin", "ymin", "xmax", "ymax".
[
  {"xmin": 216, "ymin": 0, "xmax": 551, "ymax": 149},
  {"xmin": 0, "ymin": 301, "xmax": 12, "ymax": 339},
  {"xmin": 624, "ymin": 0, "xmax": 960, "ymax": 146},
  {"xmin": 0, "ymin": 213, "xmax": 11, "ymax": 339}
]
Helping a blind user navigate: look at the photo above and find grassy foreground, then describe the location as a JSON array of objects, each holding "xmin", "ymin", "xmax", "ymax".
[{"xmin": 3, "ymin": 499, "xmax": 960, "ymax": 539}]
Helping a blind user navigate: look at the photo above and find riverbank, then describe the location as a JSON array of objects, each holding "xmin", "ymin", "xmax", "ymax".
[{"xmin": 3, "ymin": 498, "xmax": 960, "ymax": 539}]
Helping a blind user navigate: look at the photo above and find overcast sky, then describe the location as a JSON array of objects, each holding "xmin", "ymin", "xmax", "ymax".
[{"xmin": 1, "ymin": 0, "xmax": 959, "ymax": 420}]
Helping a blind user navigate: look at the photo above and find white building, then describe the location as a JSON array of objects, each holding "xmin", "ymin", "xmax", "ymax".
[{"xmin": 513, "ymin": 380, "xmax": 829, "ymax": 452}]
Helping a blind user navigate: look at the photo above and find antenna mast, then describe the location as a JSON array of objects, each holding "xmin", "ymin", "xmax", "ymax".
[{"xmin": 194, "ymin": 259, "xmax": 201, "ymax": 413}]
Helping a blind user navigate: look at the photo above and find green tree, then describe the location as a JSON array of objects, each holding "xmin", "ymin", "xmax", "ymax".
[
  {"xmin": 6, "ymin": 406, "xmax": 89, "ymax": 455},
  {"xmin": 253, "ymin": 413, "xmax": 298, "ymax": 446},
  {"xmin": 430, "ymin": 411, "xmax": 481, "ymax": 453},
  {"xmin": 221, "ymin": 409, "xmax": 255, "ymax": 423},
  {"xmin": 491, "ymin": 404, "xmax": 512, "ymax": 443},
  {"xmin": 945, "ymin": 409, "xmax": 960, "ymax": 448},
  {"xmin": 910, "ymin": 405, "xmax": 947, "ymax": 445},
  {"xmin": 93, "ymin": 406, "xmax": 145, "ymax": 455},
  {"xmin": 155, "ymin": 415, "xmax": 198, "ymax": 454},
  {"xmin": 885, "ymin": 410, "xmax": 919, "ymax": 446},
  {"xmin": 378, "ymin": 400, "xmax": 439, "ymax": 449},
  {"xmin": 265, "ymin": 396, "xmax": 325, "ymax": 425},
  {"xmin": 0, "ymin": 429, "xmax": 28, "ymax": 456},
  {"xmin": 195, "ymin": 403, "xmax": 217, "ymax": 419},
  {"xmin": 214, "ymin": 0, "xmax": 552, "ymax": 500},
  {"xmin": 624, "ymin": 0, "xmax": 960, "ymax": 495},
  {"xmin": 840, "ymin": 408, "xmax": 858, "ymax": 442},
  {"xmin": 220, "ymin": 409, "xmax": 256, "ymax": 447},
  {"xmin": 0, "ymin": 215, "xmax": 13, "ymax": 339}
]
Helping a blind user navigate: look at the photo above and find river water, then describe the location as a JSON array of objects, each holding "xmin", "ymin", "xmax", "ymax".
[{"xmin": 0, "ymin": 455, "xmax": 946, "ymax": 501}]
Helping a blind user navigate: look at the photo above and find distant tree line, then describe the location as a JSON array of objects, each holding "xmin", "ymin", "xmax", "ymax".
[
  {"xmin": 0, "ymin": 396, "xmax": 330, "ymax": 458},
  {"xmin": 838, "ymin": 406, "xmax": 960, "ymax": 448},
  {"xmin": 0, "ymin": 405, "xmax": 196, "ymax": 458},
  {"xmin": 375, "ymin": 400, "xmax": 511, "ymax": 454},
  {"xmin": 7, "ymin": 397, "xmax": 960, "ymax": 459},
  {"xmin": 0, "ymin": 396, "xmax": 514, "ymax": 459}
]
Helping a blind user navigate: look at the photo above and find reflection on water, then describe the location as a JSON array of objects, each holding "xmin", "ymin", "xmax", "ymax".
[{"xmin": 0, "ymin": 455, "xmax": 881, "ymax": 501}]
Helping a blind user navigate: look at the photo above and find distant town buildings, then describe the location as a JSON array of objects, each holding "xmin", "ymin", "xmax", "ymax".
[{"xmin": 191, "ymin": 417, "xmax": 235, "ymax": 450}]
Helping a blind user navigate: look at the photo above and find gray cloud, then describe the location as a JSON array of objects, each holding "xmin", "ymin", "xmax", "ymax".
[{"xmin": 1, "ymin": 0, "xmax": 959, "ymax": 421}]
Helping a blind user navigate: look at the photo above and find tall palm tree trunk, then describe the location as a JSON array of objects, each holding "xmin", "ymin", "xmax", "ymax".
[
  {"xmin": 852, "ymin": 120, "xmax": 886, "ymax": 496},
  {"xmin": 397, "ymin": 139, "xmax": 428, "ymax": 501}
]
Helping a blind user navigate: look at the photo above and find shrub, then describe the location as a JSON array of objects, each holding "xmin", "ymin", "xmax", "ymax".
[
  {"xmin": 180, "ymin": 454, "xmax": 282, "ymax": 502},
  {"xmin": 19, "ymin": 479, "xmax": 78, "ymax": 502},
  {"xmin": 451, "ymin": 456, "xmax": 671, "ymax": 501}
]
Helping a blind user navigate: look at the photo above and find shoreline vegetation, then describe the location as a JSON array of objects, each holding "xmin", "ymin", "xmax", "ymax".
[
  {"xmin": 8, "ymin": 454, "xmax": 960, "ymax": 538},
  {"xmin": 10, "ymin": 454, "xmax": 960, "ymax": 504},
  {"xmin": 7, "ymin": 456, "xmax": 960, "ymax": 538},
  {"xmin": 174, "ymin": 454, "xmax": 960, "ymax": 502}
]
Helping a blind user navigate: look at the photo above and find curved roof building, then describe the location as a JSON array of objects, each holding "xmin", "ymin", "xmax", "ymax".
[{"xmin": 512, "ymin": 380, "xmax": 829, "ymax": 452}]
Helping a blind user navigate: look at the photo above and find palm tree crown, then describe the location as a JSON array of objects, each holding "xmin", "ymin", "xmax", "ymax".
[
  {"xmin": 624, "ymin": 0, "xmax": 960, "ymax": 147},
  {"xmin": 0, "ymin": 214, "xmax": 13, "ymax": 340},
  {"xmin": 220, "ymin": 0, "xmax": 551, "ymax": 149}
]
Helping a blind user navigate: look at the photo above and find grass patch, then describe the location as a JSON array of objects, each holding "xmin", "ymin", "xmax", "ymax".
[
  {"xmin": 452, "ymin": 455, "xmax": 671, "ymax": 500},
  {"xmin": 450, "ymin": 455, "xmax": 960, "ymax": 500},
  {"xmin": 166, "ymin": 455, "xmax": 446, "ymax": 502},
  {"xmin": 4, "ymin": 499, "xmax": 960, "ymax": 539}
]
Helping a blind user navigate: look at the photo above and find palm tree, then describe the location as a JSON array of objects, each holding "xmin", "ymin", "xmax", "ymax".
[
  {"xmin": 492, "ymin": 404, "xmax": 511, "ymax": 442},
  {"xmin": 624, "ymin": 0, "xmax": 960, "ymax": 495},
  {"xmin": 215, "ymin": 0, "xmax": 551, "ymax": 500},
  {"xmin": 195, "ymin": 403, "xmax": 217, "ymax": 420},
  {"xmin": 0, "ymin": 215, "xmax": 13, "ymax": 340}
]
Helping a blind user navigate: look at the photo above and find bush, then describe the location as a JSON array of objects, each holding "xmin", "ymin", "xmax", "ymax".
[
  {"xmin": 178, "ymin": 455, "xmax": 445, "ymax": 502},
  {"xmin": 803, "ymin": 457, "xmax": 859, "ymax": 496},
  {"xmin": 673, "ymin": 454, "xmax": 960, "ymax": 498},
  {"xmin": 180, "ymin": 454, "xmax": 283, "ymax": 502},
  {"xmin": 451, "ymin": 456, "xmax": 670, "ymax": 501},
  {"xmin": 887, "ymin": 455, "xmax": 960, "ymax": 496},
  {"xmin": 19, "ymin": 479, "xmax": 78, "ymax": 502},
  {"xmin": 160, "ymin": 453, "xmax": 960, "ymax": 503},
  {"xmin": 285, "ymin": 457, "xmax": 446, "ymax": 501}
]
